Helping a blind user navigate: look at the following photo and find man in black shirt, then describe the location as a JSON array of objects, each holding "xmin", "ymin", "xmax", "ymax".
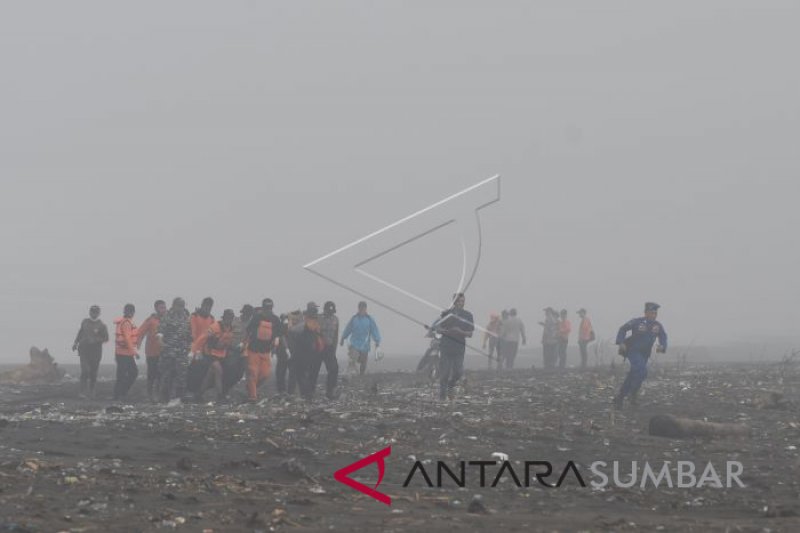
[
  {"xmin": 435, "ymin": 293, "xmax": 474, "ymax": 401},
  {"xmin": 72, "ymin": 305, "xmax": 109, "ymax": 399}
]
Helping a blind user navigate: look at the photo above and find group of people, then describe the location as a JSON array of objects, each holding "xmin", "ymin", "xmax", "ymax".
[
  {"xmin": 538, "ymin": 307, "xmax": 596, "ymax": 369},
  {"xmin": 71, "ymin": 298, "xmax": 382, "ymax": 403},
  {"xmin": 71, "ymin": 291, "xmax": 667, "ymax": 410},
  {"xmin": 479, "ymin": 301, "xmax": 668, "ymax": 409},
  {"xmin": 482, "ymin": 307, "xmax": 596, "ymax": 370}
]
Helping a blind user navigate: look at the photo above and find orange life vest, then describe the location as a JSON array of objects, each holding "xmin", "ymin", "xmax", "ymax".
[
  {"xmin": 206, "ymin": 321, "xmax": 233, "ymax": 359},
  {"xmin": 115, "ymin": 317, "xmax": 138, "ymax": 357},
  {"xmin": 246, "ymin": 318, "xmax": 273, "ymax": 356}
]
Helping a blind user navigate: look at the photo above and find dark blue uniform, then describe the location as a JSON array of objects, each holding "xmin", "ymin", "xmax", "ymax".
[
  {"xmin": 616, "ymin": 317, "xmax": 668, "ymax": 401},
  {"xmin": 435, "ymin": 308, "xmax": 474, "ymax": 400}
]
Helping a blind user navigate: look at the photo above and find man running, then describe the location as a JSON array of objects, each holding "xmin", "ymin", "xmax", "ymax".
[
  {"xmin": 224, "ymin": 304, "xmax": 253, "ymax": 395},
  {"xmin": 113, "ymin": 304, "xmax": 139, "ymax": 401},
  {"xmin": 435, "ymin": 293, "xmax": 474, "ymax": 401},
  {"xmin": 310, "ymin": 301, "xmax": 340, "ymax": 399},
  {"xmin": 614, "ymin": 302, "xmax": 668, "ymax": 409},
  {"xmin": 197, "ymin": 309, "xmax": 235, "ymax": 402},
  {"xmin": 289, "ymin": 302, "xmax": 326, "ymax": 399},
  {"xmin": 190, "ymin": 297, "xmax": 215, "ymax": 357},
  {"xmin": 72, "ymin": 305, "xmax": 109, "ymax": 399},
  {"xmin": 158, "ymin": 298, "xmax": 193, "ymax": 402},
  {"xmin": 340, "ymin": 301, "xmax": 381, "ymax": 376},
  {"xmin": 137, "ymin": 299, "xmax": 167, "ymax": 401},
  {"xmin": 243, "ymin": 302, "xmax": 280, "ymax": 402}
]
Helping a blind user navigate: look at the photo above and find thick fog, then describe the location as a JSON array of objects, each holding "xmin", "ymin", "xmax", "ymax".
[{"xmin": 1, "ymin": 1, "xmax": 799, "ymax": 363}]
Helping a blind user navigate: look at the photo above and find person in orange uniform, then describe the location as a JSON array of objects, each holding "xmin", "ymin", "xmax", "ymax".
[
  {"xmin": 113, "ymin": 303, "xmax": 139, "ymax": 401},
  {"xmin": 196, "ymin": 308, "xmax": 235, "ymax": 402},
  {"xmin": 577, "ymin": 308, "xmax": 596, "ymax": 369},
  {"xmin": 190, "ymin": 297, "xmax": 215, "ymax": 356},
  {"xmin": 137, "ymin": 299, "xmax": 167, "ymax": 401},
  {"xmin": 244, "ymin": 306, "xmax": 278, "ymax": 402}
]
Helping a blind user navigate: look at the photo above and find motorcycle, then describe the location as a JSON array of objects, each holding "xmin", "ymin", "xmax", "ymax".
[{"xmin": 416, "ymin": 327, "xmax": 441, "ymax": 380}]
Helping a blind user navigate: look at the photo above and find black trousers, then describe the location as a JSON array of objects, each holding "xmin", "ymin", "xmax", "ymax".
[
  {"xmin": 78, "ymin": 344, "xmax": 102, "ymax": 394},
  {"xmin": 293, "ymin": 349, "xmax": 317, "ymax": 399},
  {"xmin": 275, "ymin": 344, "xmax": 296, "ymax": 394},
  {"xmin": 542, "ymin": 344, "xmax": 558, "ymax": 369},
  {"xmin": 503, "ymin": 341, "xmax": 519, "ymax": 369},
  {"xmin": 308, "ymin": 345, "xmax": 339, "ymax": 398},
  {"xmin": 557, "ymin": 340, "xmax": 568, "ymax": 368},
  {"xmin": 439, "ymin": 348, "xmax": 465, "ymax": 399},
  {"xmin": 113, "ymin": 355, "xmax": 138, "ymax": 400},
  {"xmin": 146, "ymin": 356, "xmax": 160, "ymax": 396}
]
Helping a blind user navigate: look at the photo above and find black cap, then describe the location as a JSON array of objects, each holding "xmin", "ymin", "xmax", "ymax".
[
  {"xmin": 645, "ymin": 302, "xmax": 660, "ymax": 312},
  {"xmin": 262, "ymin": 298, "xmax": 274, "ymax": 308}
]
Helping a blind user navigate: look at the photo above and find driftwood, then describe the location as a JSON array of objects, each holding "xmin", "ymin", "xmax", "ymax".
[
  {"xmin": 0, "ymin": 347, "xmax": 65, "ymax": 384},
  {"xmin": 649, "ymin": 414, "xmax": 749, "ymax": 439}
]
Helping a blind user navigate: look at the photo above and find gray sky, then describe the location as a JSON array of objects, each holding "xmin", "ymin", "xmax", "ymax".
[{"xmin": 1, "ymin": 1, "xmax": 799, "ymax": 362}]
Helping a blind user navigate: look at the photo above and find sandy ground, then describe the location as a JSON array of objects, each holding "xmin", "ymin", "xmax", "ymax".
[{"xmin": 1, "ymin": 360, "xmax": 800, "ymax": 532}]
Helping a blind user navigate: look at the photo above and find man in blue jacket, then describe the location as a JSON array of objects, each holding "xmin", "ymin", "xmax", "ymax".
[
  {"xmin": 340, "ymin": 301, "xmax": 382, "ymax": 375},
  {"xmin": 614, "ymin": 302, "xmax": 668, "ymax": 409}
]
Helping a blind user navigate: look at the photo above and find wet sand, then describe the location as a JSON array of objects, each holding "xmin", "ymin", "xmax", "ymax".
[{"xmin": 1, "ymin": 362, "xmax": 799, "ymax": 532}]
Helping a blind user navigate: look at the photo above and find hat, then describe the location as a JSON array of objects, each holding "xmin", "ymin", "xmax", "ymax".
[
  {"xmin": 645, "ymin": 302, "xmax": 660, "ymax": 312},
  {"xmin": 222, "ymin": 309, "xmax": 235, "ymax": 318},
  {"xmin": 90, "ymin": 305, "xmax": 100, "ymax": 312},
  {"xmin": 305, "ymin": 301, "xmax": 319, "ymax": 315},
  {"xmin": 262, "ymin": 298, "xmax": 274, "ymax": 308},
  {"xmin": 577, "ymin": 308, "xmax": 587, "ymax": 315}
]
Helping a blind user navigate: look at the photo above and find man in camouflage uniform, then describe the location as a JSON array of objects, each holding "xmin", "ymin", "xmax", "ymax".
[{"xmin": 157, "ymin": 297, "xmax": 193, "ymax": 402}]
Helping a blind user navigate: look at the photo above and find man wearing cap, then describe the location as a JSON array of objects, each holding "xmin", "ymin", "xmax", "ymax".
[
  {"xmin": 577, "ymin": 308, "xmax": 595, "ymax": 369},
  {"xmin": 72, "ymin": 305, "xmax": 110, "ymax": 399},
  {"xmin": 310, "ymin": 301, "xmax": 340, "ymax": 399},
  {"xmin": 340, "ymin": 301, "xmax": 382, "ymax": 376},
  {"xmin": 289, "ymin": 302, "xmax": 326, "ymax": 399},
  {"xmin": 614, "ymin": 302, "xmax": 668, "ymax": 409}
]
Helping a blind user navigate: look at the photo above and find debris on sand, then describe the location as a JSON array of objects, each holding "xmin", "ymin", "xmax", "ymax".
[
  {"xmin": 750, "ymin": 390, "xmax": 790, "ymax": 410},
  {"xmin": 0, "ymin": 347, "xmax": 65, "ymax": 385}
]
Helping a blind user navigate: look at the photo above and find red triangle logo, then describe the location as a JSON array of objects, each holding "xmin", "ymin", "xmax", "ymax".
[{"xmin": 334, "ymin": 446, "xmax": 392, "ymax": 506}]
